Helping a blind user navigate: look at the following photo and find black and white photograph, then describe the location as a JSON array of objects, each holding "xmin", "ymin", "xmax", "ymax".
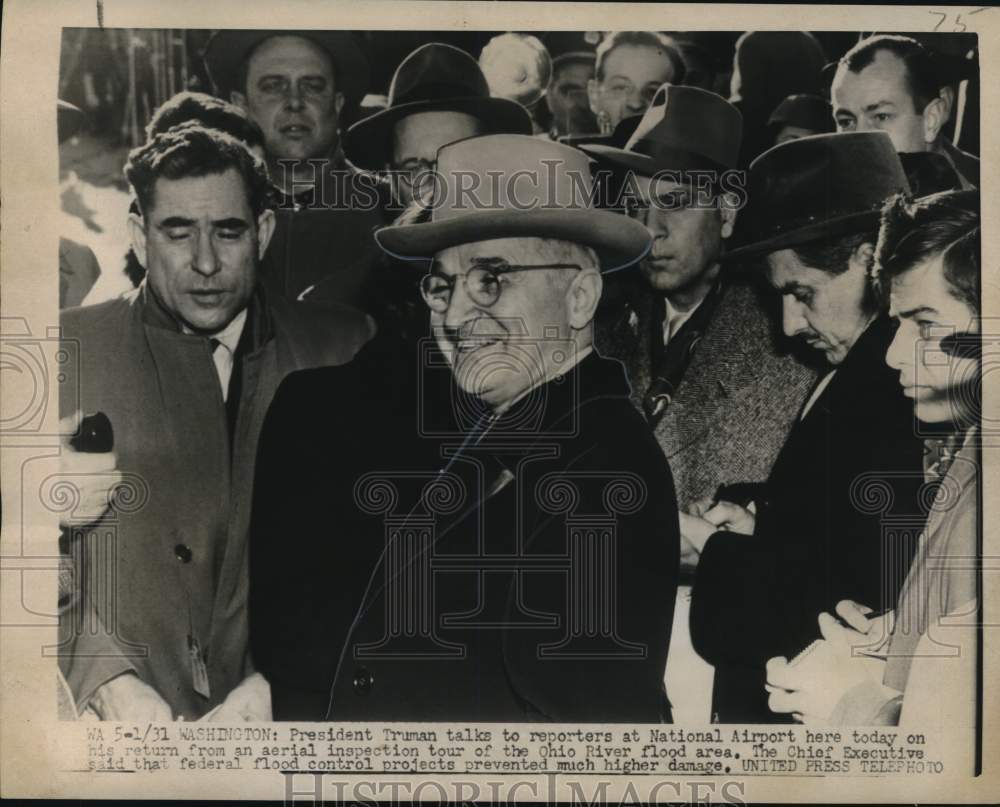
[{"xmin": 1, "ymin": 1, "xmax": 997, "ymax": 802}]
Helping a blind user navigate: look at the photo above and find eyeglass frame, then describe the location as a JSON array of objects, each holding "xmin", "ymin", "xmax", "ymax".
[{"xmin": 419, "ymin": 258, "xmax": 583, "ymax": 312}]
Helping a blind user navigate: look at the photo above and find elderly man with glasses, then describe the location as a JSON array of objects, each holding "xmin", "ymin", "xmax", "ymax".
[{"xmin": 248, "ymin": 134, "xmax": 682, "ymax": 722}]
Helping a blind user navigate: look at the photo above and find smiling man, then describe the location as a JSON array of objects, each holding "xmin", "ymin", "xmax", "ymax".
[
  {"xmin": 57, "ymin": 124, "xmax": 372, "ymax": 722},
  {"xmin": 249, "ymin": 135, "xmax": 682, "ymax": 721},
  {"xmin": 686, "ymin": 132, "xmax": 926, "ymax": 722}
]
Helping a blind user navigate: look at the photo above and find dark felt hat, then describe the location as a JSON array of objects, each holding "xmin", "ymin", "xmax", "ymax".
[
  {"xmin": 725, "ymin": 131, "xmax": 910, "ymax": 260},
  {"xmin": 767, "ymin": 93, "xmax": 834, "ymax": 133},
  {"xmin": 375, "ymin": 134, "xmax": 652, "ymax": 273},
  {"xmin": 203, "ymin": 30, "xmax": 369, "ymax": 108},
  {"xmin": 343, "ymin": 43, "xmax": 533, "ymax": 170},
  {"xmin": 581, "ymin": 84, "xmax": 742, "ymax": 176}
]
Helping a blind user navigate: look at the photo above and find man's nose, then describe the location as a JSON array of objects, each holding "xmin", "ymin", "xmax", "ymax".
[
  {"xmin": 781, "ymin": 295, "xmax": 809, "ymax": 337},
  {"xmin": 885, "ymin": 322, "xmax": 908, "ymax": 371},
  {"xmin": 284, "ymin": 82, "xmax": 305, "ymax": 110},
  {"xmin": 442, "ymin": 277, "xmax": 478, "ymax": 331},
  {"xmin": 191, "ymin": 231, "xmax": 221, "ymax": 277}
]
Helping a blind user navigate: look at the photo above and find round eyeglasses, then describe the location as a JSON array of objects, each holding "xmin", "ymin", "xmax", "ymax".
[{"xmin": 420, "ymin": 259, "xmax": 582, "ymax": 312}]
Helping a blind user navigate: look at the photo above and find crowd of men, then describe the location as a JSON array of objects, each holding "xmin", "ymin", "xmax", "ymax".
[{"xmin": 57, "ymin": 29, "xmax": 982, "ymax": 748}]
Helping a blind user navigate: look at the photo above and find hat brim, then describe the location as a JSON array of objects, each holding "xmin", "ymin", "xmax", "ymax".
[
  {"xmin": 344, "ymin": 96, "xmax": 532, "ymax": 171},
  {"xmin": 582, "ymin": 143, "xmax": 722, "ymax": 177},
  {"xmin": 376, "ymin": 208, "xmax": 651, "ymax": 273},
  {"xmin": 204, "ymin": 30, "xmax": 368, "ymax": 107},
  {"xmin": 723, "ymin": 210, "xmax": 881, "ymax": 262}
]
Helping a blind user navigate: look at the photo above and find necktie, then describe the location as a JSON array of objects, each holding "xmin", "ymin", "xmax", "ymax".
[{"xmin": 207, "ymin": 338, "xmax": 234, "ymax": 402}]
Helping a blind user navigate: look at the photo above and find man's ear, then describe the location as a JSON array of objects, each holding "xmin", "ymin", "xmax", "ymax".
[
  {"xmin": 230, "ymin": 90, "xmax": 249, "ymax": 112},
  {"xmin": 127, "ymin": 211, "xmax": 148, "ymax": 268},
  {"xmin": 719, "ymin": 193, "xmax": 739, "ymax": 240},
  {"xmin": 256, "ymin": 209, "xmax": 276, "ymax": 259},
  {"xmin": 922, "ymin": 87, "xmax": 954, "ymax": 145},
  {"xmin": 852, "ymin": 240, "xmax": 875, "ymax": 274},
  {"xmin": 567, "ymin": 267, "xmax": 603, "ymax": 330}
]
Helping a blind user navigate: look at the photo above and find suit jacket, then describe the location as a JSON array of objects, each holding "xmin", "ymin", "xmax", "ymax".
[
  {"xmin": 599, "ymin": 273, "xmax": 815, "ymax": 508},
  {"xmin": 58, "ymin": 283, "xmax": 372, "ymax": 718},
  {"xmin": 942, "ymin": 139, "xmax": 980, "ymax": 189},
  {"xmin": 690, "ymin": 316, "xmax": 926, "ymax": 722},
  {"xmin": 249, "ymin": 349, "xmax": 680, "ymax": 722}
]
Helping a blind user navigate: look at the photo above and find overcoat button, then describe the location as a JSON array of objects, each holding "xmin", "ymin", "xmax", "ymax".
[
  {"xmin": 174, "ymin": 543, "xmax": 193, "ymax": 563},
  {"xmin": 353, "ymin": 667, "xmax": 373, "ymax": 695}
]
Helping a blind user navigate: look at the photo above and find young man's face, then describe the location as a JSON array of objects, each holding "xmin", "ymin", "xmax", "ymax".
[
  {"xmin": 886, "ymin": 254, "xmax": 979, "ymax": 424},
  {"xmin": 234, "ymin": 35, "xmax": 343, "ymax": 163},
  {"xmin": 588, "ymin": 44, "xmax": 677, "ymax": 130},
  {"xmin": 766, "ymin": 246, "xmax": 874, "ymax": 366},
  {"xmin": 128, "ymin": 168, "xmax": 274, "ymax": 334},
  {"xmin": 832, "ymin": 49, "xmax": 935, "ymax": 154}
]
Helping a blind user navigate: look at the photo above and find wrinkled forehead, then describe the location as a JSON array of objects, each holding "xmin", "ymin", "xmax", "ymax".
[
  {"xmin": 763, "ymin": 248, "xmax": 812, "ymax": 285},
  {"xmin": 434, "ymin": 237, "xmax": 549, "ymax": 274}
]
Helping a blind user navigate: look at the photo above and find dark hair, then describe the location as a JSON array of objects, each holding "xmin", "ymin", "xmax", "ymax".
[
  {"xmin": 790, "ymin": 231, "xmax": 871, "ymax": 276},
  {"xmin": 125, "ymin": 123, "xmax": 273, "ymax": 219},
  {"xmin": 873, "ymin": 189, "xmax": 980, "ymax": 314},
  {"xmin": 595, "ymin": 32, "xmax": 686, "ymax": 85},
  {"xmin": 839, "ymin": 35, "xmax": 945, "ymax": 113},
  {"xmin": 146, "ymin": 91, "xmax": 265, "ymax": 151}
]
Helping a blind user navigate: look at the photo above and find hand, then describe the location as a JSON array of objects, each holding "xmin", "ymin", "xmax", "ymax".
[
  {"xmin": 205, "ymin": 673, "xmax": 272, "ymax": 722},
  {"xmin": 703, "ymin": 500, "xmax": 755, "ymax": 535},
  {"xmin": 678, "ymin": 511, "xmax": 718, "ymax": 559},
  {"xmin": 59, "ymin": 411, "xmax": 122, "ymax": 528},
  {"xmin": 685, "ymin": 496, "xmax": 716, "ymax": 518},
  {"xmin": 88, "ymin": 672, "xmax": 173, "ymax": 721},
  {"xmin": 765, "ymin": 612, "xmax": 886, "ymax": 723},
  {"xmin": 835, "ymin": 599, "xmax": 895, "ymax": 653}
]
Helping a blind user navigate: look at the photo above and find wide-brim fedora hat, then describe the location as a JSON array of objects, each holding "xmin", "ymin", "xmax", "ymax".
[
  {"xmin": 344, "ymin": 43, "xmax": 532, "ymax": 171},
  {"xmin": 582, "ymin": 83, "xmax": 742, "ymax": 178},
  {"xmin": 725, "ymin": 130, "xmax": 910, "ymax": 261},
  {"xmin": 204, "ymin": 30, "xmax": 369, "ymax": 108},
  {"xmin": 375, "ymin": 134, "xmax": 651, "ymax": 272}
]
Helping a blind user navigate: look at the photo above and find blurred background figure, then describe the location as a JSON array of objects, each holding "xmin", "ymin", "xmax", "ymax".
[
  {"xmin": 588, "ymin": 31, "xmax": 687, "ymax": 134},
  {"xmin": 479, "ymin": 32, "xmax": 552, "ymax": 134},
  {"xmin": 767, "ymin": 93, "xmax": 834, "ymax": 145},
  {"xmin": 729, "ymin": 31, "xmax": 827, "ymax": 166},
  {"xmin": 58, "ymin": 100, "xmax": 102, "ymax": 309},
  {"xmin": 544, "ymin": 49, "xmax": 597, "ymax": 138}
]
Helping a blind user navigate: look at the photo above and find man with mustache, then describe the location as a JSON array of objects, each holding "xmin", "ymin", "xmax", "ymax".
[
  {"xmin": 249, "ymin": 135, "xmax": 681, "ymax": 720},
  {"xmin": 765, "ymin": 190, "xmax": 980, "ymax": 751},
  {"xmin": 204, "ymin": 31, "xmax": 384, "ymax": 311},
  {"xmin": 686, "ymin": 132, "xmax": 926, "ymax": 722},
  {"xmin": 57, "ymin": 124, "xmax": 372, "ymax": 721}
]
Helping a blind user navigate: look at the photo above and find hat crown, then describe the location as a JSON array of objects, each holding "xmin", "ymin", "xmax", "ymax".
[
  {"xmin": 745, "ymin": 131, "xmax": 908, "ymax": 241},
  {"xmin": 430, "ymin": 134, "xmax": 597, "ymax": 225},
  {"xmin": 389, "ymin": 43, "xmax": 490, "ymax": 108},
  {"xmin": 623, "ymin": 84, "xmax": 743, "ymax": 170}
]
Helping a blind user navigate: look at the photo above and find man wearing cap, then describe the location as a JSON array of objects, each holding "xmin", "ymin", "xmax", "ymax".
[
  {"xmin": 546, "ymin": 49, "xmax": 597, "ymax": 138},
  {"xmin": 587, "ymin": 85, "xmax": 814, "ymax": 517},
  {"xmin": 686, "ymin": 131, "xmax": 926, "ymax": 722},
  {"xmin": 249, "ymin": 134, "xmax": 680, "ymax": 721},
  {"xmin": 585, "ymin": 84, "xmax": 814, "ymax": 721},
  {"xmin": 344, "ymin": 42, "xmax": 532, "ymax": 208},
  {"xmin": 768, "ymin": 93, "xmax": 834, "ymax": 146},
  {"xmin": 832, "ymin": 34, "xmax": 979, "ymax": 188},
  {"xmin": 204, "ymin": 30, "xmax": 384, "ymax": 309}
]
